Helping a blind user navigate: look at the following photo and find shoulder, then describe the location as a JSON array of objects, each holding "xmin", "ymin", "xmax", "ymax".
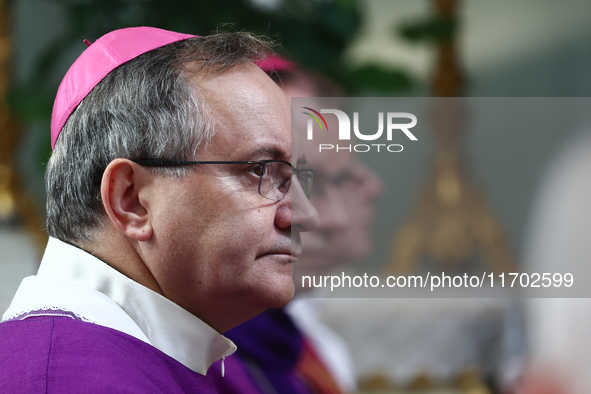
[{"xmin": 0, "ymin": 316, "xmax": 216, "ymax": 393}]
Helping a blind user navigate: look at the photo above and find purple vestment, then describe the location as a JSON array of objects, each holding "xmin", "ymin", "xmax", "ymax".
[
  {"xmin": 0, "ymin": 316, "xmax": 217, "ymax": 393},
  {"xmin": 209, "ymin": 309, "xmax": 310, "ymax": 394}
]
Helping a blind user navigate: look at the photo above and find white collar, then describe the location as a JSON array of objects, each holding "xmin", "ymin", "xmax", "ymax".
[{"xmin": 2, "ymin": 237, "xmax": 236, "ymax": 375}]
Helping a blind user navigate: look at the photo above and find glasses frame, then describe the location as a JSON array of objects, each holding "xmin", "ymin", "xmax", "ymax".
[{"xmin": 133, "ymin": 158, "xmax": 314, "ymax": 201}]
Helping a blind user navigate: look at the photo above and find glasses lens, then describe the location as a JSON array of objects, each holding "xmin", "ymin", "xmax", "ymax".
[
  {"xmin": 258, "ymin": 162, "xmax": 291, "ymax": 201},
  {"xmin": 258, "ymin": 161, "xmax": 315, "ymax": 201}
]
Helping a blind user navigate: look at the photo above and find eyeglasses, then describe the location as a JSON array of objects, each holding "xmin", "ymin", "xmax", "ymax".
[{"xmin": 133, "ymin": 159, "xmax": 314, "ymax": 202}]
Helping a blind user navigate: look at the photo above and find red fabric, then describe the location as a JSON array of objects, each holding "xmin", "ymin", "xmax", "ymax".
[{"xmin": 295, "ymin": 339, "xmax": 344, "ymax": 394}]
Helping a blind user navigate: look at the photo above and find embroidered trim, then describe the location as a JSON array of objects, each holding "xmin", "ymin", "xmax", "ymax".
[{"xmin": 4, "ymin": 308, "xmax": 92, "ymax": 323}]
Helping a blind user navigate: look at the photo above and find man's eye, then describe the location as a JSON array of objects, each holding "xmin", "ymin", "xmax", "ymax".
[
  {"xmin": 252, "ymin": 164, "xmax": 266, "ymax": 177},
  {"xmin": 333, "ymin": 171, "xmax": 354, "ymax": 186},
  {"xmin": 279, "ymin": 177, "xmax": 291, "ymax": 190}
]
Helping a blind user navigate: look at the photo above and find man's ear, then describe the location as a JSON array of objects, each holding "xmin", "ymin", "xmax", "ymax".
[{"xmin": 101, "ymin": 159, "xmax": 152, "ymax": 242}]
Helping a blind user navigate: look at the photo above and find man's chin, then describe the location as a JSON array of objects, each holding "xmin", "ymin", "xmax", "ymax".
[
  {"xmin": 251, "ymin": 278, "xmax": 295, "ymax": 310},
  {"xmin": 272, "ymin": 278, "xmax": 295, "ymax": 308}
]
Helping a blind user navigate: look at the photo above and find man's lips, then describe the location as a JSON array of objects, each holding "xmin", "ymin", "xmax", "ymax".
[
  {"xmin": 258, "ymin": 244, "xmax": 302, "ymax": 259},
  {"xmin": 268, "ymin": 250, "xmax": 301, "ymax": 258}
]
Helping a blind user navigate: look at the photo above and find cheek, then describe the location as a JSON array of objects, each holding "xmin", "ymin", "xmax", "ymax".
[
  {"xmin": 188, "ymin": 201, "xmax": 276, "ymax": 274},
  {"xmin": 149, "ymin": 176, "xmax": 289, "ymax": 310},
  {"xmin": 205, "ymin": 208, "xmax": 283, "ymax": 294},
  {"xmin": 210, "ymin": 207, "xmax": 275, "ymax": 266},
  {"xmin": 147, "ymin": 181, "xmax": 226, "ymax": 285}
]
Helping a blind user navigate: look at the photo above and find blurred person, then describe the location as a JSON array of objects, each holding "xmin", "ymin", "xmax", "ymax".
[
  {"xmin": 296, "ymin": 145, "xmax": 381, "ymax": 278},
  {"xmin": 0, "ymin": 28, "xmax": 319, "ymax": 392},
  {"xmin": 520, "ymin": 131, "xmax": 591, "ymax": 394},
  {"xmin": 266, "ymin": 57, "xmax": 382, "ymax": 280},
  {"xmin": 209, "ymin": 57, "xmax": 383, "ymax": 394}
]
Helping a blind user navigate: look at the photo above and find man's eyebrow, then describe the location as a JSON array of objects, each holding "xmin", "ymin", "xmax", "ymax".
[{"xmin": 254, "ymin": 147, "xmax": 284, "ymax": 158}]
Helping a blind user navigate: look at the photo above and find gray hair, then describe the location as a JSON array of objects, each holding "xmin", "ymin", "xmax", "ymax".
[{"xmin": 46, "ymin": 32, "xmax": 274, "ymax": 242}]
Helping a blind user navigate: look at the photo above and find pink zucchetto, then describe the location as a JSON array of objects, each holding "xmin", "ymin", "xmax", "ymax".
[
  {"xmin": 50, "ymin": 26, "xmax": 197, "ymax": 149},
  {"xmin": 255, "ymin": 54, "xmax": 296, "ymax": 74}
]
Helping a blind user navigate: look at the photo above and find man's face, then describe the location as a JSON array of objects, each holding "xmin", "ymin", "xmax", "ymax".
[
  {"xmin": 298, "ymin": 147, "xmax": 384, "ymax": 279},
  {"xmin": 144, "ymin": 63, "xmax": 318, "ymax": 331},
  {"xmin": 285, "ymin": 92, "xmax": 383, "ymax": 282}
]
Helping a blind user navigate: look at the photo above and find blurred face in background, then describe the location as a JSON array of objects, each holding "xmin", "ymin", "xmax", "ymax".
[
  {"xmin": 298, "ymin": 131, "xmax": 383, "ymax": 280},
  {"xmin": 281, "ymin": 75, "xmax": 384, "ymax": 286}
]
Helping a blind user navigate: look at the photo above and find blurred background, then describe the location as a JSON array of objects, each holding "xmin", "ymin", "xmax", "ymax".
[{"xmin": 1, "ymin": 0, "xmax": 591, "ymax": 393}]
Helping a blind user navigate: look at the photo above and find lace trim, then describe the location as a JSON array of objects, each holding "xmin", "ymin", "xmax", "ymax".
[{"xmin": 4, "ymin": 307, "xmax": 93, "ymax": 323}]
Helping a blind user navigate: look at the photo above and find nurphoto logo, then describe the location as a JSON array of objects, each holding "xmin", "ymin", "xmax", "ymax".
[{"xmin": 302, "ymin": 107, "xmax": 418, "ymax": 153}]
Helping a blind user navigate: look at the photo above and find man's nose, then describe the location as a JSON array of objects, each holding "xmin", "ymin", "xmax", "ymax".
[
  {"xmin": 275, "ymin": 177, "xmax": 319, "ymax": 232},
  {"xmin": 291, "ymin": 177, "xmax": 320, "ymax": 232}
]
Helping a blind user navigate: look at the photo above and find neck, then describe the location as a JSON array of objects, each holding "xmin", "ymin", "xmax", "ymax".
[{"xmin": 77, "ymin": 228, "xmax": 164, "ymax": 297}]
